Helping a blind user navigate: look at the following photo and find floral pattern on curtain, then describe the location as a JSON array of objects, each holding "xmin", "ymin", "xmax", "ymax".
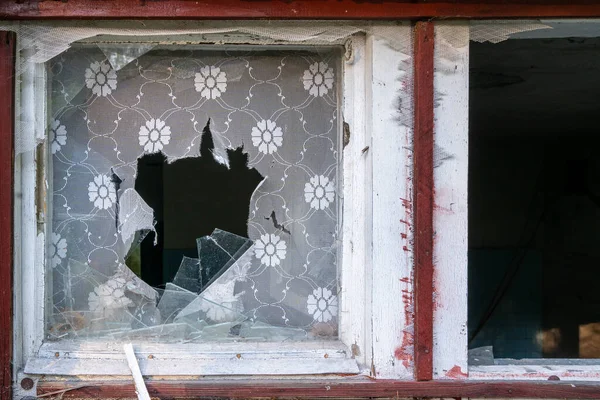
[{"xmin": 47, "ymin": 45, "xmax": 340, "ymax": 341}]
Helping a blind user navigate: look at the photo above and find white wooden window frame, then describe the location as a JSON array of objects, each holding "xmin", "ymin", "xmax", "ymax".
[
  {"xmin": 13, "ymin": 22, "xmax": 415, "ymax": 382},
  {"xmin": 433, "ymin": 20, "xmax": 600, "ymax": 382}
]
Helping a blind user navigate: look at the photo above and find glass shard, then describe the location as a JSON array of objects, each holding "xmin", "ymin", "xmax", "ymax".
[
  {"xmin": 197, "ymin": 229, "xmax": 253, "ymax": 291},
  {"xmin": 172, "ymin": 257, "xmax": 201, "ymax": 294},
  {"xmin": 157, "ymin": 283, "xmax": 198, "ymax": 324}
]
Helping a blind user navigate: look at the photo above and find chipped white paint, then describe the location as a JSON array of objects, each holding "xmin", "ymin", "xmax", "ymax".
[
  {"xmin": 12, "ymin": 52, "xmax": 24, "ymax": 384},
  {"xmin": 27, "ymin": 341, "xmax": 358, "ymax": 376},
  {"xmin": 340, "ymin": 32, "xmax": 371, "ymax": 371},
  {"xmin": 18, "ymin": 50, "xmax": 47, "ymax": 368},
  {"xmin": 432, "ymin": 22, "xmax": 469, "ymax": 380},
  {"xmin": 369, "ymin": 24, "xmax": 414, "ymax": 380},
  {"xmin": 471, "ymin": 357, "xmax": 600, "ymax": 381},
  {"xmin": 470, "ymin": 365, "xmax": 600, "ymax": 381},
  {"xmin": 340, "ymin": 24, "xmax": 415, "ymax": 378}
]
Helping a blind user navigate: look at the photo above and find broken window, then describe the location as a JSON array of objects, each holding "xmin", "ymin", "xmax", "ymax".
[{"xmin": 47, "ymin": 44, "xmax": 341, "ymax": 342}]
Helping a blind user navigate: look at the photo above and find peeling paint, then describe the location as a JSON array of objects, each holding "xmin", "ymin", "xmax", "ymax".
[
  {"xmin": 351, "ymin": 343, "xmax": 361, "ymax": 359},
  {"xmin": 35, "ymin": 142, "xmax": 47, "ymax": 234},
  {"xmin": 343, "ymin": 121, "xmax": 350, "ymax": 148},
  {"xmin": 470, "ymin": 368, "xmax": 600, "ymax": 381}
]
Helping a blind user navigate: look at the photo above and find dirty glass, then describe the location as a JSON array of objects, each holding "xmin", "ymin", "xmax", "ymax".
[{"xmin": 47, "ymin": 44, "xmax": 341, "ymax": 342}]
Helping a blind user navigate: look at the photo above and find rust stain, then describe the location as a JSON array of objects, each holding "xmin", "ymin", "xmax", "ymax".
[{"xmin": 445, "ymin": 365, "xmax": 468, "ymax": 379}]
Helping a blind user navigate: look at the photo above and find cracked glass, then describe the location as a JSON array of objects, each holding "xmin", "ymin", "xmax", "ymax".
[{"xmin": 47, "ymin": 44, "xmax": 341, "ymax": 342}]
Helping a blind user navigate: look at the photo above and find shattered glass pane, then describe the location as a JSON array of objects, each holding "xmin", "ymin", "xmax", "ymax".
[
  {"xmin": 47, "ymin": 44, "xmax": 340, "ymax": 342},
  {"xmin": 177, "ymin": 238, "xmax": 254, "ymax": 323},
  {"xmin": 197, "ymin": 229, "xmax": 253, "ymax": 291},
  {"xmin": 171, "ymin": 257, "xmax": 201, "ymax": 293},
  {"xmin": 157, "ymin": 283, "xmax": 197, "ymax": 324}
]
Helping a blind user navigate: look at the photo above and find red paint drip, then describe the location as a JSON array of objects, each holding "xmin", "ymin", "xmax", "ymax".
[
  {"xmin": 395, "ymin": 276, "xmax": 414, "ymax": 369},
  {"xmin": 395, "ymin": 147, "xmax": 414, "ymax": 370},
  {"xmin": 445, "ymin": 365, "xmax": 467, "ymax": 379},
  {"xmin": 433, "ymin": 203, "xmax": 453, "ymax": 215},
  {"xmin": 399, "ymin": 197, "xmax": 411, "ymax": 209}
]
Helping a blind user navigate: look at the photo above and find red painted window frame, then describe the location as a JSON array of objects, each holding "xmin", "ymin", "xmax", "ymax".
[
  {"xmin": 2, "ymin": 2, "xmax": 600, "ymax": 398},
  {"xmin": 2, "ymin": 0, "xmax": 600, "ymax": 19},
  {"xmin": 413, "ymin": 21, "xmax": 435, "ymax": 382},
  {"xmin": 0, "ymin": 31, "xmax": 15, "ymax": 400}
]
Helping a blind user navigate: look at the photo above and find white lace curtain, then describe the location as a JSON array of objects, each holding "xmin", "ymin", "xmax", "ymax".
[{"xmin": 48, "ymin": 45, "xmax": 340, "ymax": 341}]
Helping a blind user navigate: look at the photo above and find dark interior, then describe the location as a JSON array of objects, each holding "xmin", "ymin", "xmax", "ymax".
[
  {"xmin": 468, "ymin": 37, "xmax": 600, "ymax": 359},
  {"xmin": 130, "ymin": 121, "xmax": 263, "ymax": 288}
]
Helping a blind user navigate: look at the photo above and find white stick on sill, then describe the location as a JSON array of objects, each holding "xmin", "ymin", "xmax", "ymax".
[{"xmin": 124, "ymin": 343, "xmax": 151, "ymax": 400}]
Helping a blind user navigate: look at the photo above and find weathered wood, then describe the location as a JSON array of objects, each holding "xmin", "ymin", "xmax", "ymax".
[
  {"xmin": 27, "ymin": 340, "xmax": 359, "ymax": 376},
  {"xmin": 18, "ymin": 48, "xmax": 47, "ymax": 373},
  {"xmin": 2, "ymin": 0, "xmax": 600, "ymax": 19},
  {"xmin": 413, "ymin": 20, "xmax": 434, "ymax": 382},
  {"xmin": 471, "ymin": 364, "xmax": 600, "ymax": 381},
  {"xmin": 432, "ymin": 22, "xmax": 469, "ymax": 380},
  {"xmin": 340, "ymin": 33, "xmax": 371, "ymax": 372},
  {"xmin": 370, "ymin": 24, "xmax": 414, "ymax": 380},
  {"xmin": 0, "ymin": 31, "xmax": 15, "ymax": 400},
  {"xmin": 37, "ymin": 378, "xmax": 600, "ymax": 399}
]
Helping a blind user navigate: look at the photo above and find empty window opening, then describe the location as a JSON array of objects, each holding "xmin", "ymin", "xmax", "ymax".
[{"xmin": 469, "ymin": 37, "xmax": 600, "ymax": 360}]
